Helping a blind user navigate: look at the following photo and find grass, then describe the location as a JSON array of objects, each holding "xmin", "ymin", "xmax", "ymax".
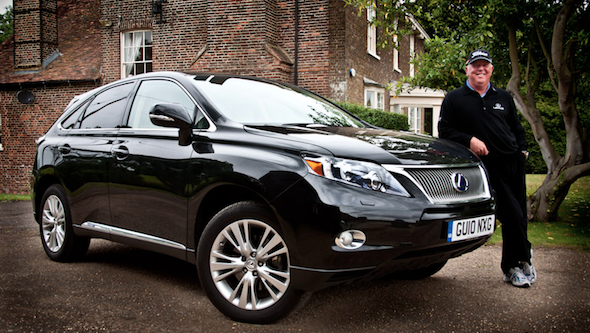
[
  {"xmin": 0, "ymin": 193, "xmax": 31, "ymax": 201},
  {"xmin": 3, "ymin": 175, "xmax": 590, "ymax": 249},
  {"xmin": 489, "ymin": 175, "xmax": 590, "ymax": 250}
]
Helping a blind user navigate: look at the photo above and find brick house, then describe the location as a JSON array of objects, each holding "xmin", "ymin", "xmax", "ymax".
[{"xmin": 0, "ymin": 0, "xmax": 441, "ymax": 193}]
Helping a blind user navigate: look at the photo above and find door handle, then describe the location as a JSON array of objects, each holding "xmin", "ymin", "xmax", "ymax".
[
  {"xmin": 58, "ymin": 144, "xmax": 71, "ymax": 154},
  {"xmin": 112, "ymin": 145, "xmax": 129, "ymax": 160}
]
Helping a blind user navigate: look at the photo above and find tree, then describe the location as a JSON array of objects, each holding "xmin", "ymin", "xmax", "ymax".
[
  {"xmin": 0, "ymin": 5, "xmax": 13, "ymax": 44},
  {"xmin": 346, "ymin": 0, "xmax": 590, "ymax": 222}
]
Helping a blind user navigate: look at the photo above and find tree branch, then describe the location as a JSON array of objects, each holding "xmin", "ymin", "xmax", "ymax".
[{"xmin": 535, "ymin": 19, "xmax": 558, "ymax": 92}]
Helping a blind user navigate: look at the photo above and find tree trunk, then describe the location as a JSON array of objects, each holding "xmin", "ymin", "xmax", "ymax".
[
  {"xmin": 528, "ymin": 162, "xmax": 590, "ymax": 221},
  {"xmin": 506, "ymin": 1, "xmax": 590, "ymax": 222}
]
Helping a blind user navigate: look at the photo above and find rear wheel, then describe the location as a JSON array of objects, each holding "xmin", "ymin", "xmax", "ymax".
[
  {"xmin": 39, "ymin": 184, "xmax": 89, "ymax": 262},
  {"xmin": 197, "ymin": 201, "xmax": 302, "ymax": 324}
]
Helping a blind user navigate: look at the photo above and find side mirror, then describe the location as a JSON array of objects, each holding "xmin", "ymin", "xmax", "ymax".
[{"xmin": 149, "ymin": 103, "xmax": 193, "ymax": 146}]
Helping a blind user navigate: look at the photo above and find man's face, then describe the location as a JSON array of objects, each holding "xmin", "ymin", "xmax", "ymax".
[{"xmin": 465, "ymin": 60, "xmax": 493, "ymax": 89}]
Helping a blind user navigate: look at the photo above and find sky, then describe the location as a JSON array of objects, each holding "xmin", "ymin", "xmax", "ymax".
[{"xmin": 0, "ymin": 0, "xmax": 11, "ymax": 15}]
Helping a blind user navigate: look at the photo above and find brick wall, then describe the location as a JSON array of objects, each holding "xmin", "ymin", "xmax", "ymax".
[
  {"xmin": 100, "ymin": 0, "xmax": 338, "ymax": 97},
  {"xmin": 1, "ymin": 0, "xmax": 427, "ymax": 193},
  {"xmin": 0, "ymin": 83, "xmax": 98, "ymax": 193}
]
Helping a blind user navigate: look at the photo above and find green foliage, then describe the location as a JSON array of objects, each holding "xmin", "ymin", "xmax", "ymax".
[
  {"xmin": 396, "ymin": 36, "xmax": 469, "ymax": 93},
  {"xmin": 336, "ymin": 102, "xmax": 409, "ymax": 131},
  {"xmin": 0, "ymin": 5, "xmax": 13, "ymax": 44},
  {"xmin": 0, "ymin": 193, "xmax": 30, "ymax": 201}
]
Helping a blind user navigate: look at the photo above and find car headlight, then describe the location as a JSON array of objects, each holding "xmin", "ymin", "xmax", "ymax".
[{"xmin": 303, "ymin": 155, "xmax": 410, "ymax": 197}]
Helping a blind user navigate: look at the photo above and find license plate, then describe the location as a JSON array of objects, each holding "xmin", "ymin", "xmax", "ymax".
[{"xmin": 447, "ymin": 214, "xmax": 495, "ymax": 242}]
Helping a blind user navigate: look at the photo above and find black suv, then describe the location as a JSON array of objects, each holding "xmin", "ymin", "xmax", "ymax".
[{"xmin": 32, "ymin": 72, "xmax": 495, "ymax": 323}]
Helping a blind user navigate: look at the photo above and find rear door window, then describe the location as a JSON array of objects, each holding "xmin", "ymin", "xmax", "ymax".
[{"xmin": 79, "ymin": 82, "xmax": 135, "ymax": 129}]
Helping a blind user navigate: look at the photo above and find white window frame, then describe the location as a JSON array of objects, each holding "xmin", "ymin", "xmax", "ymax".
[
  {"xmin": 408, "ymin": 106, "xmax": 421, "ymax": 133},
  {"xmin": 393, "ymin": 19, "xmax": 401, "ymax": 73},
  {"xmin": 367, "ymin": 6, "xmax": 380, "ymax": 60},
  {"xmin": 365, "ymin": 87, "xmax": 385, "ymax": 110},
  {"xmin": 121, "ymin": 30, "xmax": 153, "ymax": 78}
]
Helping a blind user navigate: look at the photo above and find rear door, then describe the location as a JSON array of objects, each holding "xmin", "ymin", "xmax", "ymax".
[{"xmin": 57, "ymin": 81, "xmax": 135, "ymax": 227}]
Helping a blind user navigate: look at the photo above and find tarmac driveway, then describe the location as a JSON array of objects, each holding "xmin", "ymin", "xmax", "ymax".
[{"xmin": 1, "ymin": 201, "xmax": 589, "ymax": 332}]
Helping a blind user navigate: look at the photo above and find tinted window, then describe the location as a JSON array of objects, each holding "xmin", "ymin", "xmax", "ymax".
[
  {"xmin": 128, "ymin": 80, "xmax": 199, "ymax": 129},
  {"xmin": 79, "ymin": 82, "xmax": 135, "ymax": 129},
  {"xmin": 61, "ymin": 99, "xmax": 90, "ymax": 129}
]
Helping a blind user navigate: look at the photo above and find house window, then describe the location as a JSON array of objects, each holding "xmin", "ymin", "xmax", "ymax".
[
  {"xmin": 367, "ymin": 6, "xmax": 380, "ymax": 59},
  {"xmin": 122, "ymin": 30, "xmax": 153, "ymax": 78},
  {"xmin": 409, "ymin": 106, "xmax": 421, "ymax": 133},
  {"xmin": 365, "ymin": 88, "xmax": 385, "ymax": 110}
]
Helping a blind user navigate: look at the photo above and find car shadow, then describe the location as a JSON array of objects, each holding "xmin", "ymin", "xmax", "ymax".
[{"xmin": 82, "ymin": 239, "xmax": 200, "ymax": 290}]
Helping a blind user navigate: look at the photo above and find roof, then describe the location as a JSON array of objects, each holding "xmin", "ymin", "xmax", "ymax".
[{"xmin": 0, "ymin": 0, "xmax": 102, "ymax": 87}]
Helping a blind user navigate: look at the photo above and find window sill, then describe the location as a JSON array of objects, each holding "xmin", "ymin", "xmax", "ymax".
[{"xmin": 368, "ymin": 51, "xmax": 381, "ymax": 60}]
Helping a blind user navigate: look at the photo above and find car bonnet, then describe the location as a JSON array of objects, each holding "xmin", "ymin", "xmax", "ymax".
[{"xmin": 245, "ymin": 125, "xmax": 479, "ymax": 166}]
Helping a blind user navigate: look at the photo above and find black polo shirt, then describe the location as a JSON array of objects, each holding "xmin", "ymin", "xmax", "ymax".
[{"xmin": 438, "ymin": 84, "xmax": 527, "ymax": 157}]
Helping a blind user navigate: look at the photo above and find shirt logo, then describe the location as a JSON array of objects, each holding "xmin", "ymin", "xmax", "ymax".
[{"xmin": 493, "ymin": 103, "xmax": 505, "ymax": 111}]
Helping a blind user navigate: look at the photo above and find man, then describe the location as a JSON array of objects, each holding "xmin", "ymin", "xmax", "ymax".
[{"xmin": 438, "ymin": 49, "xmax": 536, "ymax": 288}]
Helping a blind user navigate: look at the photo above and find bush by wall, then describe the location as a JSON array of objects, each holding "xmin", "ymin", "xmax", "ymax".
[{"xmin": 336, "ymin": 102, "xmax": 409, "ymax": 131}]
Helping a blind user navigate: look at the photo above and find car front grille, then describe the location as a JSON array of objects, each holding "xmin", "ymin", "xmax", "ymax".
[{"xmin": 384, "ymin": 164, "xmax": 491, "ymax": 204}]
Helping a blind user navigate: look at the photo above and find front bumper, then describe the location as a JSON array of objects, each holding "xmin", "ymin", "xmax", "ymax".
[{"xmin": 272, "ymin": 174, "xmax": 495, "ymax": 291}]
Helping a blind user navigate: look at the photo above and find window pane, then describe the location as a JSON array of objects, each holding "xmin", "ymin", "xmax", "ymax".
[
  {"xmin": 124, "ymin": 32, "xmax": 134, "ymax": 47},
  {"xmin": 145, "ymin": 31, "xmax": 152, "ymax": 45},
  {"xmin": 365, "ymin": 91, "xmax": 374, "ymax": 107},
  {"xmin": 80, "ymin": 82, "xmax": 135, "ymax": 129},
  {"xmin": 136, "ymin": 63, "xmax": 145, "ymax": 75},
  {"xmin": 61, "ymin": 100, "xmax": 89, "ymax": 129},
  {"xmin": 128, "ymin": 80, "xmax": 196, "ymax": 129},
  {"xmin": 145, "ymin": 46, "xmax": 152, "ymax": 61}
]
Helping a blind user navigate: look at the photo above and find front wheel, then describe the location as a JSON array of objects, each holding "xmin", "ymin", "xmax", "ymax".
[
  {"xmin": 39, "ymin": 184, "xmax": 89, "ymax": 262},
  {"xmin": 197, "ymin": 201, "xmax": 302, "ymax": 324}
]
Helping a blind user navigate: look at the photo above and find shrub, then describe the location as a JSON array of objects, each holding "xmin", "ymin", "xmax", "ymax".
[{"xmin": 336, "ymin": 102, "xmax": 409, "ymax": 131}]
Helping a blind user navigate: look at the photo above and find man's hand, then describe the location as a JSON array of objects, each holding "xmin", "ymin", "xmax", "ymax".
[{"xmin": 470, "ymin": 137, "xmax": 489, "ymax": 156}]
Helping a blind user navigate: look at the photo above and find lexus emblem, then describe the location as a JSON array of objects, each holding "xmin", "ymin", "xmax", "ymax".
[{"xmin": 452, "ymin": 173, "xmax": 469, "ymax": 192}]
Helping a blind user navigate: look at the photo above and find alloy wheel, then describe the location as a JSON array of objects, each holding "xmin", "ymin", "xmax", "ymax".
[
  {"xmin": 41, "ymin": 194, "xmax": 66, "ymax": 253},
  {"xmin": 209, "ymin": 219, "xmax": 291, "ymax": 310}
]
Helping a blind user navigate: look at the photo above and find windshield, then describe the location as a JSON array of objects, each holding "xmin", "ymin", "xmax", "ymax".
[{"xmin": 192, "ymin": 76, "xmax": 364, "ymax": 127}]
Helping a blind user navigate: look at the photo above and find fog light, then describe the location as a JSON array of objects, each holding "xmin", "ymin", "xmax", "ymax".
[{"xmin": 335, "ymin": 230, "xmax": 366, "ymax": 250}]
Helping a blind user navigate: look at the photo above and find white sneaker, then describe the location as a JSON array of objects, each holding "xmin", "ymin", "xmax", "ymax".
[
  {"xmin": 522, "ymin": 262, "xmax": 537, "ymax": 284},
  {"xmin": 503, "ymin": 267, "xmax": 531, "ymax": 288}
]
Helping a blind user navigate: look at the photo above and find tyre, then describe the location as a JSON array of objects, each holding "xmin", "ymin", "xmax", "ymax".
[
  {"xmin": 394, "ymin": 260, "xmax": 448, "ymax": 280},
  {"xmin": 39, "ymin": 184, "xmax": 90, "ymax": 262},
  {"xmin": 197, "ymin": 201, "xmax": 303, "ymax": 324}
]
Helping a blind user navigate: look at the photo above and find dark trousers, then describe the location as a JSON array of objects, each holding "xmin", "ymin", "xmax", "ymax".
[{"xmin": 482, "ymin": 152, "xmax": 531, "ymax": 274}]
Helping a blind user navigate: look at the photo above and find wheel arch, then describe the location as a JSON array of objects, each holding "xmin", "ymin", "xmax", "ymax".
[
  {"xmin": 32, "ymin": 173, "xmax": 62, "ymax": 223},
  {"xmin": 189, "ymin": 184, "xmax": 277, "ymax": 260}
]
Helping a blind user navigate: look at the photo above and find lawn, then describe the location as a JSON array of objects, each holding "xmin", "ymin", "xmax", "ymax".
[{"xmin": 489, "ymin": 175, "xmax": 590, "ymax": 250}]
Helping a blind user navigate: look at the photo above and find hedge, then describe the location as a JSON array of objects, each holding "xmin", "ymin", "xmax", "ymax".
[{"xmin": 336, "ymin": 102, "xmax": 409, "ymax": 131}]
